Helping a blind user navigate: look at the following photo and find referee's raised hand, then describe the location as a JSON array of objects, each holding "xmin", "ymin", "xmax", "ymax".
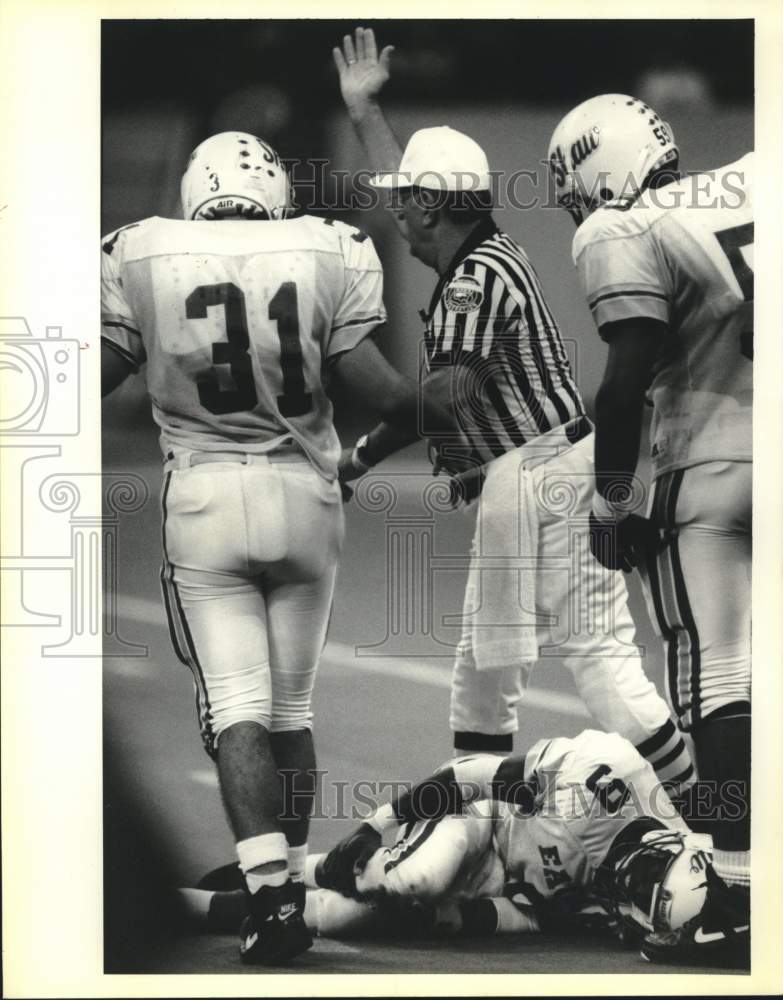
[{"xmin": 333, "ymin": 27, "xmax": 394, "ymax": 116}]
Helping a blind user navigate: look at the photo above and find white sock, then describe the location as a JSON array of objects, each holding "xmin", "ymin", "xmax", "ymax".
[
  {"xmin": 288, "ymin": 843, "xmax": 308, "ymax": 883},
  {"xmin": 236, "ymin": 831, "xmax": 289, "ymax": 893},
  {"xmin": 713, "ymin": 848, "xmax": 750, "ymax": 888},
  {"xmin": 304, "ymin": 852, "xmax": 326, "ymax": 888}
]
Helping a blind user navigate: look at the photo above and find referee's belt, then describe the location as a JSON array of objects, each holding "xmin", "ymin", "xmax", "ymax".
[
  {"xmin": 446, "ymin": 415, "xmax": 592, "ymax": 506},
  {"xmin": 519, "ymin": 414, "xmax": 593, "ymax": 470}
]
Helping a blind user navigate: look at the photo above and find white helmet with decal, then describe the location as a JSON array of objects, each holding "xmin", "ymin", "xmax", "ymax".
[
  {"xmin": 597, "ymin": 828, "xmax": 712, "ymax": 938},
  {"xmin": 547, "ymin": 94, "xmax": 679, "ymax": 224},
  {"xmin": 181, "ymin": 131, "xmax": 293, "ymax": 221}
]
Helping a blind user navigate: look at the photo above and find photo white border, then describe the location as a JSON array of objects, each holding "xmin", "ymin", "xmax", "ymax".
[{"xmin": 1, "ymin": 0, "xmax": 781, "ymax": 995}]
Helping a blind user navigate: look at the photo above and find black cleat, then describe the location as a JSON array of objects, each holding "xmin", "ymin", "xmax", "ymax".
[
  {"xmin": 641, "ymin": 870, "xmax": 749, "ymax": 969},
  {"xmin": 239, "ymin": 879, "xmax": 312, "ymax": 966}
]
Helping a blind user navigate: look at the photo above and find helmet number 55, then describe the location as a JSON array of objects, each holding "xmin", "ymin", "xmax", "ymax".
[{"xmin": 187, "ymin": 281, "xmax": 313, "ymax": 416}]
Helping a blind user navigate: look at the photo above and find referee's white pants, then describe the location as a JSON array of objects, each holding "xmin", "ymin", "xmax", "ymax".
[
  {"xmin": 159, "ymin": 457, "xmax": 344, "ymax": 756},
  {"xmin": 450, "ymin": 435, "xmax": 674, "ymax": 748}
]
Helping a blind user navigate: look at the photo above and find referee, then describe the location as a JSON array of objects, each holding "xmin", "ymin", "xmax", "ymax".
[{"xmin": 333, "ymin": 28, "xmax": 694, "ymax": 792}]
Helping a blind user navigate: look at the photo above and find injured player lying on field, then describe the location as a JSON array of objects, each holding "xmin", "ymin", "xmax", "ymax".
[{"xmin": 179, "ymin": 730, "xmax": 727, "ymax": 962}]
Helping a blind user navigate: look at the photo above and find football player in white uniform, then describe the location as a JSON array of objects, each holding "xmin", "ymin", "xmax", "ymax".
[
  {"xmin": 547, "ymin": 95, "xmax": 752, "ymax": 964},
  {"xmin": 180, "ymin": 729, "xmax": 727, "ymax": 964},
  {"xmin": 330, "ymin": 29, "xmax": 694, "ymax": 792},
  {"xmin": 101, "ymin": 132, "xmax": 454, "ymax": 965}
]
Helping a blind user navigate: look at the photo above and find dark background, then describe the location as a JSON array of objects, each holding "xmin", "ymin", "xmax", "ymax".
[
  {"xmin": 102, "ymin": 19, "xmax": 753, "ymax": 230},
  {"xmin": 104, "ymin": 20, "xmax": 753, "ymax": 110}
]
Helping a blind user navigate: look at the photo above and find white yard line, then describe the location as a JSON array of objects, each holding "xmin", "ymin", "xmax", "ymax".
[{"xmin": 113, "ymin": 594, "xmax": 589, "ymax": 719}]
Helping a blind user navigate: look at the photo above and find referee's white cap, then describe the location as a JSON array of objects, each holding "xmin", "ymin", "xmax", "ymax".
[{"xmin": 371, "ymin": 126, "xmax": 491, "ymax": 192}]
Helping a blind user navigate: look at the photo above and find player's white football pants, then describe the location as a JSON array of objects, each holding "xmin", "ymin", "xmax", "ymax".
[
  {"xmin": 159, "ymin": 454, "xmax": 344, "ymax": 755},
  {"xmin": 639, "ymin": 460, "xmax": 751, "ymax": 732},
  {"xmin": 450, "ymin": 434, "xmax": 692, "ymax": 785}
]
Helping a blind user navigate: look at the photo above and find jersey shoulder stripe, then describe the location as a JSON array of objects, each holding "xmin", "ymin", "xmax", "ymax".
[
  {"xmin": 588, "ymin": 287, "xmax": 668, "ymax": 308},
  {"xmin": 101, "ymin": 335, "xmax": 141, "ymax": 369}
]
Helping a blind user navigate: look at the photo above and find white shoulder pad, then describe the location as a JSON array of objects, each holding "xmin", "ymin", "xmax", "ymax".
[
  {"xmin": 297, "ymin": 215, "xmax": 379, "ymax": 267},
  {"xmin": 571, "ymin": 203, "xmax": 650, "ymax": 266}
]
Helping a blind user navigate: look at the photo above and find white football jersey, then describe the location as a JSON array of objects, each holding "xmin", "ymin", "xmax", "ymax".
[
  {"xmin": 494, "ymin": 730, "xmax": 687, "ymax": 901},
  {"xmin": 101, "ymin": 214, "xmax": 387, "ymax": 479},
  {"xmin": 573, "ymin": 154, "xmax": 753, "ymax": 478}
]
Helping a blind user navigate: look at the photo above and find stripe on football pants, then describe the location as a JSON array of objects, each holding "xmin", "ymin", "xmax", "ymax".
[
  {"xmin": 382, "ymin": 819, "xmax": 440, "ymax": 875},
  {"xmin": 160, "ymin": 472, "xmax": 216, "ymax": 756},
  {"xmin": 646, "ymin": 470, "xmax": 701, "ymax": 732}
]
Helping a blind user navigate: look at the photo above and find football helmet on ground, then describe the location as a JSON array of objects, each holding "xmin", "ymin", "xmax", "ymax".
[
  {"xmin": 547, "ymin": 94, "xmax": 679, "ymax": 224},
  {"xmin": 181, "ymin": 131, "xmax": 293, "ymax": 221},
  {"xmin": 596, "ymin": 824, "xmax": 712, "ymax": 939}
]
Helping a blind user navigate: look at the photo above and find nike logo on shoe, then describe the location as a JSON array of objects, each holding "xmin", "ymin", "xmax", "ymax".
[
  {"xmin": 242, "ymin": 931, "xmax": 259, "ymax": 951},
  {"xmin": 693, "ymin": 924, "xmax": 749, "ymax": 944},
  {"xmin": 279, "ymin": 903, "xmax": 298, "ymax": 922}
]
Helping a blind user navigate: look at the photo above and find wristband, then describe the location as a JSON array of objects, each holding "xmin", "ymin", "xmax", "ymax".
[
  {"xmin": 366, "ymin": 802, "xmax": 397, "ymax": 835},
  {"xmin": 351, "ymin": 433, "xmax": 375, "ymax": 473}
]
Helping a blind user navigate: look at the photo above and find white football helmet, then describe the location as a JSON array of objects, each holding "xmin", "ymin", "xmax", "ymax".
[
  {"xmin": 181, "ymin": 131, "xmax": 293, "ymax": 221},
  {"xmin": 597, "ymin": 828, "xmax": 712, "ymax": 938},
  {"xmin": 547, "ymin": 94, "xmax": 679, "ymax": 224}
]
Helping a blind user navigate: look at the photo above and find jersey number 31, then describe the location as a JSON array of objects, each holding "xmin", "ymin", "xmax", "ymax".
[{"xmin": 187, "ymin": 281, "xmax": 313, "ymax": 417}]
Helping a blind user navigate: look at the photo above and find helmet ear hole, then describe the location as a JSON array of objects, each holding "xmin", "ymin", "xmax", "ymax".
[{"xmin": 599, "ymin": 187, "xmax": 614, "ymax": 201}]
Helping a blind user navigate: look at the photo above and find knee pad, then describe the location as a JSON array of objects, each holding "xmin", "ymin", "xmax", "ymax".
[
  {"xmin": 694, "ymin": 655, "xmax": 751, "ymax": 727},
  {"xmin": 270, "ymin": 694, "xmax": 313, "ymax": 733},
  {"xmin": 204, "ymin": 661, "xmax": 272, "ymax": 746}
]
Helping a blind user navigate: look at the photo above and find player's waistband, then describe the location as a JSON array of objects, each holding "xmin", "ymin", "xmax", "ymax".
[{"xmin": 164, "ymin": 449, "xmax": 312, "ymax": 472}]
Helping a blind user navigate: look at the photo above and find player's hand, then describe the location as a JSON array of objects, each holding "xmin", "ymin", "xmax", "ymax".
[
  {"xmin": 589, "ymin": 512, "xmax": 656, "ymax": 572},
  {"xmin": 317, "ymin": 822, "xmax": 382, "ymax": 898},
  {"xmin": 333, "ymin": 27, "xmax": 394, "ymax": 116}
]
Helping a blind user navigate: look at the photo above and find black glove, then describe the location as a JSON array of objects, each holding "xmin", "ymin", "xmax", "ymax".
[
  {"xmin": 589, "ymin": 512, "xmax": 656, "ymax": 572},
  {"xmin": 317, "ymin": 822, "xmax": 382, "ymax": 898}
]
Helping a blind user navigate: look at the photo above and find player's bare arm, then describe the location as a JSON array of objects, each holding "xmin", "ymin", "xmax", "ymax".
[
  {"xmin": 334, "ymin": 345, "xmax": 462, "ymax": 483},
  {"xmin": 594, "ymin": 317, "xmax": 663, "ymax": 498},
  {"xmin": 337, "ymin": 358, "xmax": 484, "ymax": 484},
  {"xmin": 331, "ymin": 334, "xmax": 455, "ymax": 433},
  {"xmin": 101, "ymin": 340, "xmax": 135, "ymax": 397},
  {"xmin": 590, "ymin": 317, "xmax": 664, "ymax": 571}
]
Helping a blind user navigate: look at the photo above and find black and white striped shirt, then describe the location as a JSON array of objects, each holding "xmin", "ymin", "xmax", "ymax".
[{"xmin": 423, "ymin": 217, "xmax": 585, "ymax": 466}]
